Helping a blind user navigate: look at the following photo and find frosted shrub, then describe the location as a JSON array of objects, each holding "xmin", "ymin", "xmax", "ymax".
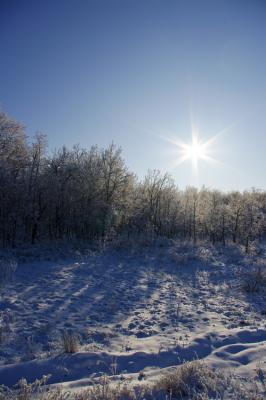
[
  {"xmin": 62, "ymin": 331, "xmax": 79, "ymax": 353},
  {"xmin": 0, "ymin": 375, "xmax": 66, "ymax": 400},
  {"xmin": 157, "ymin": 360, "xmax": 227, "ymax": 399},
  {"xmin": 241, "ymin": 266, "xmax": 266, "ymax": 293}
]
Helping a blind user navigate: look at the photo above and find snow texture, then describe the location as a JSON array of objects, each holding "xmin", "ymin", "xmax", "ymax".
[{"xmin": 0, "ymin": 242, "xmax": 265, "ymax": 396}]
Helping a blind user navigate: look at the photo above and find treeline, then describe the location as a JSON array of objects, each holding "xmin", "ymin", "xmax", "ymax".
[{"xmin": 0, "ymin": 111, "xmax": 265, "ymax": 251}]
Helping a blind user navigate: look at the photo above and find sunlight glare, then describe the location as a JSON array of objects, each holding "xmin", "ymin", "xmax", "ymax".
[
  {"xmin": 182, "ymin": 135, "xmax": 208, "ymax": 167},
  {"xmin": 165, "ymin": 130, "xmax": 220, "ymax": 171}
]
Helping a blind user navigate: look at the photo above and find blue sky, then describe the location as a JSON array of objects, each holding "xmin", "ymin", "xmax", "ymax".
[{"xmin": 1, "ymin": 0, "xmax": 266, "ymax": 190}]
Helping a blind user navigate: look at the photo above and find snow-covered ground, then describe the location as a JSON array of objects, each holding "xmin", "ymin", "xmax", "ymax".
[{"xmin": 0, "ymin": 241, "xmax": 265, "ymax": 397}]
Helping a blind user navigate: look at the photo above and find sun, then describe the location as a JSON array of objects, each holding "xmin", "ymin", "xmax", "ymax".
[
  {"xmin": 157, "ymin": 125, "xmax": 224, "ymax": 173},
  {"xmin": 180, "ymin": 135, "xmax": 209, "ymax": 168}
]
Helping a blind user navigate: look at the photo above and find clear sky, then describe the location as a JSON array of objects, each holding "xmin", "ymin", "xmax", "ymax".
[{"xmin": 1, "ymin": 0, "xmax": 266, "ymax": 190}]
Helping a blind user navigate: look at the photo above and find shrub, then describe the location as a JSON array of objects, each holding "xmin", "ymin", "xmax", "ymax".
[
  {"xmin": 0, "ymin": 375, "xmax": 64, "ymax": 400},
  {"xmin": 241, "ymin": 266, "xmax": 266, "ymax": 293},
  {"xmin": 62, "ymin": 331, "xmax": 79, "ymax": 354},
  {"xmin": 157, "ymin": 360, "xmax": 227, "ymax": 399}
]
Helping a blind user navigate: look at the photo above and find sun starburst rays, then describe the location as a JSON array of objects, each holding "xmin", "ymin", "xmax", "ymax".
[
  {"xmin": 159, "ymin": 127, "xmax": 224, "ymax": 173},
  {"xmin": 177, "ymin": 134, "xmax": 210, "ymax": 169}
]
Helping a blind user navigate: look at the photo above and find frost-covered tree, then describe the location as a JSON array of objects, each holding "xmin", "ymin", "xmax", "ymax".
[{"xmin": 0, "ymin": 111, "xmax": 266, "ymax": 248}]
